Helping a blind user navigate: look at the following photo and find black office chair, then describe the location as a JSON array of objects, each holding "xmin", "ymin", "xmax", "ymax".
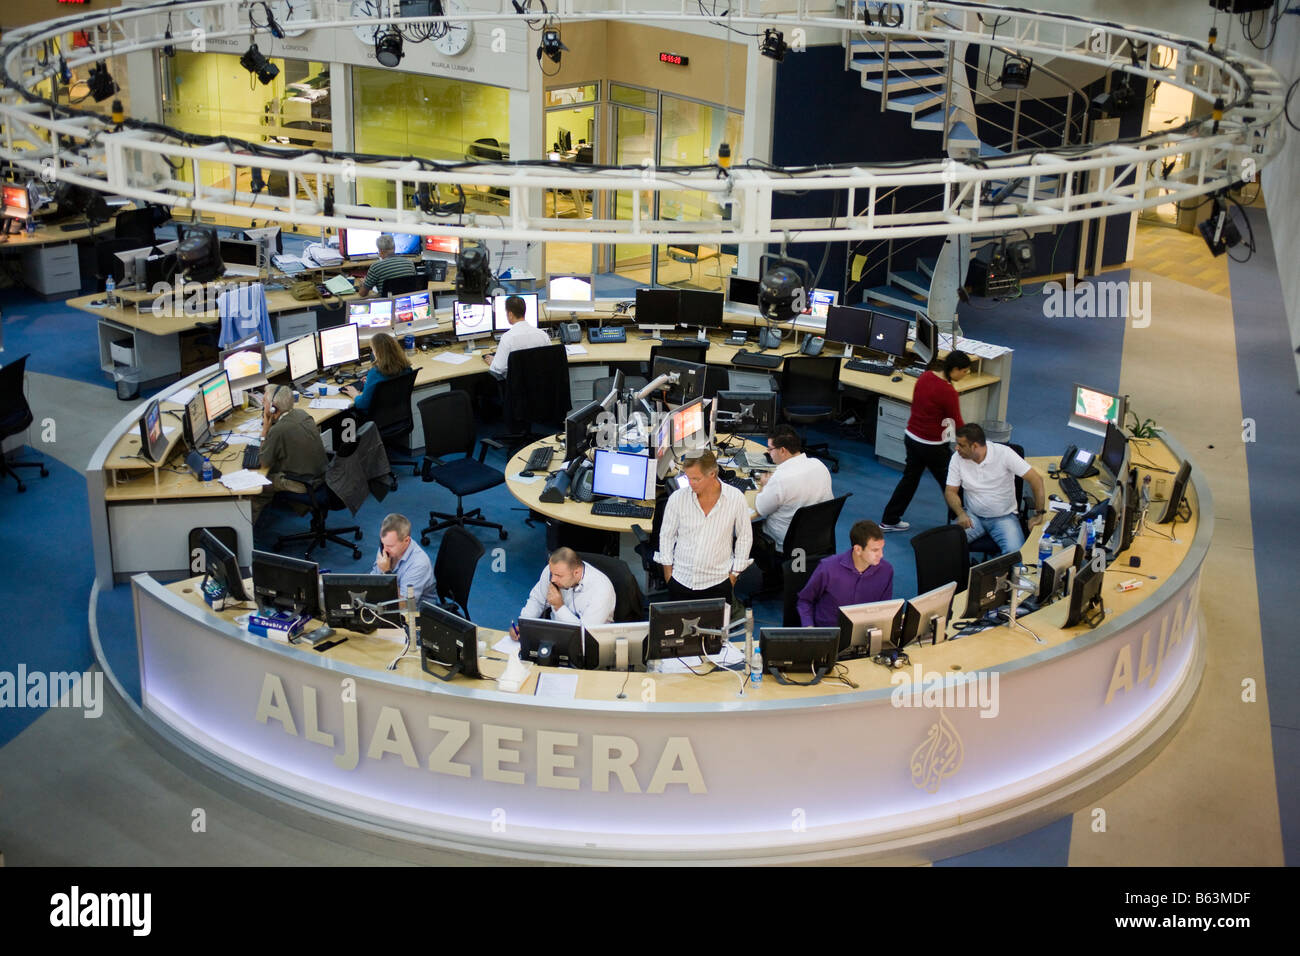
[
  {"xmin": 961, "ymin": 442, "xmax": 1029, "ymax": 560},
  {"xmin": 364, "ymin": 368, "xmax": 418, "ymax": 486},
  {"xmin": 95, "ymin": 237, "xmax": 145, "ymax": 286},
  {"xmin": 383, "ymin": 274, "xmax": 427, "ymax": 296},
  {"xmin": 781, "ymin": 554, "xmax": 826, "ymax": 627},
  {"xmin": 631, "ymin": 489, "xmax": 673, "ymax": 597},
  {"xmin": 114, "ymin": 207, "xmax": 157, "ymax": 244},
  {"xmin": 499, "ymin": 344, "xmax": 571, "ymax": 449},
  {"xmin": 778, "ymin": 356, "xmax": 841, "ymax": 473},
  {"xmin": 417, "ymin": 390, "xmax": 508, "ymax": 543},
  {"xmin": 577, "ymin": 552, "xmax": 646, "ymax": 623},
  {"xmin": 650, "ymin": 342, "xmax": 709, "ymax": 367},
  {"xmin": 432, "ymin": 525, "xmax": 485, "ymax": 619},
  {"xmin": 911, "ymin": 524, "xmax": 970, "ymax": 596},
  {"xmin": 0, "ymin": 355, "xmax": 49, "ymax": 493},
  {"xmin": 272, "ymin": 472, "xmax": 364, "ymax": 560},
  {"xmin": 782, "ymin": 493, "xmax": 852, "ymax": 562}
]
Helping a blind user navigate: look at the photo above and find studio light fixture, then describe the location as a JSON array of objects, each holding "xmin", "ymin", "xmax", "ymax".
[
  {"xmin": 760, "ymin": 29, "xmax": 788, "ymax": 62},
  {"xmin": 86, "ymin": 61, "xmax": 117, "ymax": 102},
  {"xmin": 375, "ymin": 27, "xmax": 404, "ymax": 68},
  {"xmin": 455, "ymin": 242, "xmax": 493, "ymax": 302},
  {"xmin": 999, "ymin": 54, "xmax": 1032, "ymax": 90},
  {"xmin": 240, "ymin": 43, "xmax": 279, "ymax": 85},
  {"xmin": 178, "ymin": 228, "xmax": 225, "ymax": 283},
  {"xmin": 538, "ymin": 27, "xmax": 567, "ymax": 66},
  {"xmin": 758, "ymin": 263, "xmax": 806, "ymax": 322},
  {"xmin": 1091, "ymin": 79, "xmax": 1135, "ymax": 117},
  {"xmin": 162, "ymin": 24, "xmax": 176, "ymax": 58},
  {"xmin": 1198, "ymin": 195, "xmax": 1241, "ymax": 257}
]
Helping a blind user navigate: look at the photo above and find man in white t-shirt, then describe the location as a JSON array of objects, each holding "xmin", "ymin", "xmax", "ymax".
[
  {"xmin": 754, "ymin": 425, "xmax": 834, "ymax": 555},
  {"xmin": 944, "ymin": 423, "xmax": 1045, "ymax": 555},
  {"xmin": 485, "ymin": 295, "xmax": 551, "ymax": 379}
]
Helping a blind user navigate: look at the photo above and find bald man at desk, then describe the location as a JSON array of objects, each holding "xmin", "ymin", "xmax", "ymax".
[{"xmin": 251, "ymin": 385, "xmax": 328, "ymax": 525}]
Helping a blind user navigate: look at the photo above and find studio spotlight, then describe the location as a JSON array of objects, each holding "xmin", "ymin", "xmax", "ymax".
[
  {"xmin": 86, "ymin": 61, "xmax": 118, "ymax": 102},
  {"xmin": 162, "ymin": 25, "xmax": 176, "ymax": 58},
  {"xmin": 455, "ymin": 242, "xmax": 493, "ymax": 302},
  {"xmin": 999, "ymin": 54, "xmax": 1032, "ymax": 90},
  {"xmin": 1091, "ymin": 80, "xmax": 1135, "ymax": 118},
  {"xmin": 375, "ymin": 27, "xmax": 404, "ymax": 68},
  {"xmin": 1197, "ymin": 196, "xmax": 1241, "ymax": 257},
  {"xmin": 250, "ymin": 167, "xmax": 265, "ymax": 195},
  {"xmin": 538, "ymin": 27, "xmax": 568, "ymax": 66},
  {"xmin": 240, "ymin": 43, "xmax": 280, "ymax": 85},
  {"xmin": 178, "ymin": 227, "xmax": 225, "ymax": 283},
  {"xmin": 758, "ymin": 263, "xmax": 807, "ymax": 323},
  {"xmin": 760, "ymin": 29, "xmax": 788, "ymax": 62}
]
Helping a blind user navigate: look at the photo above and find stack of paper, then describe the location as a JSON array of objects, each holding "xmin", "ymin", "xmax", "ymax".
[
  {"xmin": 431, "ymin": 351, "xmax": 475, "ymax": 366},
  {"xmin": 219, "ymin": 469, "xmax": 272, "ymax": 492},
  {"xmin": 309, "ymin": 397, "xmax": 352, "ymax": 410}
]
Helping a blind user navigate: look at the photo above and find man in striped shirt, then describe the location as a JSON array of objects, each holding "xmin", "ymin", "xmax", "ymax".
[
  {"xmin": 359, "ymin": 234, "xmax": 416, "ymax": 296},
  {"xmin": 654, "ymin": 449, "xmax": 753, "ymax": 603}
]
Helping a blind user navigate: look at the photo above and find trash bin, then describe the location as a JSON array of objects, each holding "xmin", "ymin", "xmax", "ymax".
[
  {"xmin": 114, "ymin": 363, "xmax": 142, "ymax": 401},
  {"xmin": 981, "ymin": 420, "xmax": 1013, "ymax": 444}
]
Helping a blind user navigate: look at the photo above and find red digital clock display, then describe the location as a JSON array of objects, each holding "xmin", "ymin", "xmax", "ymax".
[{"xmin": 659, "ymin": 52, "xmax": 689, "ymax": 66}]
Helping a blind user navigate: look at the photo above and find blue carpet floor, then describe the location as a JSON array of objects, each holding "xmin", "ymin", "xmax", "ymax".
[{"xmin": 0, "ymin": 288, "xmax": 112, "ymax": 389}]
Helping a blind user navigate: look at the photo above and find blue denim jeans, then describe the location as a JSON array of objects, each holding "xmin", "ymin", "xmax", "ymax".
[{"xmin": 965, "ymin": 512, "xmax": 1026, "ymax": 555}]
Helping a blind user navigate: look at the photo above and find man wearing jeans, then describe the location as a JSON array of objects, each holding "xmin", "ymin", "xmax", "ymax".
[{"xmin": 944, "ymin": 423, "xmax": 1045, "ymax": 555}]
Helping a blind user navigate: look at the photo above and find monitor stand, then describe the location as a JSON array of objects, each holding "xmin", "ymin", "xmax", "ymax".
[{"xmin": 1004, "ymin": 571, "xmax": 1045, "ymax": 643}]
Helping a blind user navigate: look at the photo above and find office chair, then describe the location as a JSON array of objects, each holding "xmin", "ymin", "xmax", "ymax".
[
  {"xmin": 382, "ymin": 274, "xmax": 427, "ymax": 297},
  {"xmin": 778, "ymin": 356, "xmax": 841, "ymax": 473},
  {"xmin": 782, "ymin": 493, "xmax": 852, "ymax": 563},
  {"xmin": 630, "ymin": 489, "xmax": 673, "ymax": 597},
  {"xmin": 781, "ymin": 554, "xmax": 826, "ymax": 627},
  {"xmin": 417, "ymin": 390, "xmax": 508, "ymax": 544},
  {"xmin": 272, "ymin": 472, "xmax": 364, "ymax": 560},
  {"xmin": 499, "ymin": 344, "xmax": 570, "ymax": 450},
  {"xmin": 114, "ymin": 207, "xmax": 157, "ymax": 244},
  {"xmin": 0, "ymin": 354, "xmax": 49, "ymax": 493},
  {"xmin": 432, "ymin": 525, "xmax": 485, "ymax": 619},
  {"xmin": 910, "ymin": 524, "xmax": 970, "ymax": 596},
  {"xmin": 577, "ymin": 552, "xmax": 646, "ymax": 624},
  {"xmin": 364, "ymin": 368, "xmax": 418, "ymax": 487},
  {"xmin": 466, "ymin": 138, "xmax": 510, "ymax": 203},
  {"xmin": 650, "ymin": 342, "xmax": 709, "ymax": 367},
  {"xmin": 666, "ymin": 244, "xmax": 721, "ymax": 287},
  {"xmin": 960, "ymin": 442, "xmax": 1029, "ymax": 561},
  {"xmin": 95, "ymin": 238, "xmax": 145, "ymax": 287}
]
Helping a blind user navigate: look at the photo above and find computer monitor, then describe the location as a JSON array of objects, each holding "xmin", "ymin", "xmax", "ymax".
[
  {"xmin": 1063, "ymin": 561, "xmax": 1105, "ymax": 628},
  {"xmin": 645, "ymin": 599, "xmax": 728, "ymax": 661},
  {"xmin": 591, "ymin": 448, "xmax": 655, "ymax": 501},
  {"xmin": 390, "ymin": 233, "xmax": 421, "ymax": 255},
  {"xmin": 547, "ymin": 274, "xmax": 595, "ymax": 311},
  {"xmin": 251, "ymin": 550, "xmax": 320, "ymax": 618},
  {"xmin": 599, "ymin": 368, "xmax": 625, "ymax": 411},
  {"xmin": 219, "ymin": 337, "xmax": 269, "ymax": 390},
  {"xmin": 418, "ymin": 601, "xmax": 481, "ymax": 680},
  {"xmin": 900, "ymin": 581, "xmax": 958, "ymax": 647},
  {"xmin": 583, "ymin": 621, "xmax": 650, "ymax": 671},
  {"xmin": 564, "ymin": 400, "xmax": 602, "ymax": 460},
  {"xmin": 348, "ymin": 297, "xmax": 394, "ymax": 330},
  {"xmin": 137, "ymin": 399, "xmax": 168, "ymax": 463},
  {"xmin": 653, "ymin": 413, "xmax": 675, "ymax": 480},
  {"xmin": 517, "ymin": 618, "xmax": 585, "ymax": 668},
  {"xmin": 635, "ymin": 288, "xmax": 680, "ymax": 331},
  {"xmin": 113, "ymin": 246, "xmax": 155, "ymax": 287},
  {"xmin": 557, "ymin": 127, "xmax": 573, "ymax": 153},
  {"xmin": 1038, "ymin": 543, "xmax": 1080, "ymax": 605},
  {"xmin": 219, "ymin": 237, "xmax": 261, "ymax": 273},
  {"xmin": 650, "ymin": 356, "xmax": 706, "ymax": 407},
  {"xmin": 242, "ymin": 226, "xmax": 282, "ymax": 257},
  {"xmin": 796, "ymin": 288, "xmax": 838, "ymax": 331},
  {"xmin": 1069, "ymin": 383, "xmax": 1127, "ymax": 437},
  {"xmin": 824, "ymin": 305, "xmax": 873, "ymax": 348},
  {"xmin": 669, "ymin": 397, "xmax": 706, "ymax": 450},
  {"xmin": 960, "ymin": 550, "xmax": 1022, "ymax": 619},
  {"xmin": 913, "ymin": 314, "xmax": 938, "ymax": 367},
  {"xmin": 678, "ymin": 289, "xmax": 724, "ymax": 330},
  {"xmin": 713, "ymin": 390, "xmax": 777, "ymax": 434},
  {"xmin": 200, "ymin": 369, "xmax": 235, "ymax": 425},
  {"xmin": 453, "ymin": 300, "xmax": 493, "ymax": 341},
  {"xmin": 319, "ymin": 323, "xmax": 361, "ymax": 369},
  {"xmin": 1119, "ymin": 466, "xmax": 1141, "ymax": 554},
  {"xmin": 492, "ymin": 292, "xmax": 539, "ymax": 331},
  {"xmin": 424, "ymin": 235, "xmax": 460, "ymax": 256},
  {"xmin": 339, "ymin": 227, "xmax": 382, "ymax": 259},
  {"xmin": 867, "ymin": 312, "xmax": 909, "ymax": 358},
  {"xmin": 1157, "ymin": 460, "xmax": 1193, "ymax": 524},
  {"xmin": 1098, "ymin": 421, "xmax": 1128, "ymax": 484},
  {"xmin": 2, "ymin": 184, "xmax": 30, "ymax": 219},
  {"xmin": 197, "ymin": 528, "xmax": 250, "ymax": 603},
  {"xmin": 183, "ymin": 391, "xmax": 210, "ymax": 450},
  {"xmin": 284, "ymin": 333, "xmax": 318, "ymax": 385},
  {"xmin": 726, "ymin": 276, "xmax": 761, "ymax": 313},
  {"xmin": 320, "ymin": 573, "xmax": 399, "ymax": 633},
  {"xmin": 392, "ymin": 291, "xmax": 432, "ymax": 326},
  {"xmin": 836, "ymin": 598, "xmax": 905, "ymax": 659},
  {"xmin": 759, "ymin": 627, "xmax": 842, "ymax": 682}
]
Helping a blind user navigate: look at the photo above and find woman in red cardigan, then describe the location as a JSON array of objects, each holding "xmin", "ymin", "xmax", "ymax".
[{"xmin": 879, "ymin": 350, "xmax": 972, "ymax": 531}]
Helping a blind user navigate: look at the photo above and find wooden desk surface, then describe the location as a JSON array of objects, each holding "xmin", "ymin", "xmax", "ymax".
[{"xmin": 0, "ymin": 223, "xmax": 100, "ymax": 247}]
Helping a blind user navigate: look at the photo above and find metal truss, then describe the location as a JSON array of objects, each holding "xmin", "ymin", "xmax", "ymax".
[{"xmin": 0, "ymin": 1, "xmax": 1286, "ymax": 246}]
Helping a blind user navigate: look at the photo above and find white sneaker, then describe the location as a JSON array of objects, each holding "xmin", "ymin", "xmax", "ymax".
[{"xmin": 879, "ymin": 521, "xmax": 911, "ymax": 532}]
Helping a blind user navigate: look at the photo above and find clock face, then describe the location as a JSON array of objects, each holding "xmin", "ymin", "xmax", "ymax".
[
  {"xmin": 269, "ymin": 0, "xmax": 312, "ymax": 38},
  {"xmin": 431, "ymin": 0, "xmax": 473, "ymax": 57},
  {"xmin": 184, "ymin": 6, "xmax": 206, "ymax": 30},
  {"xmin": 351, "ymin": 0, "xmax": 387, "ymax": 45}
]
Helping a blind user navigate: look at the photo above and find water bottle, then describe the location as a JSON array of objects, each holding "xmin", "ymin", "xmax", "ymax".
[
  {"xmin": 105, "ymin": 274, "xmax": 116, "ymax": 307},
  {"xmin": 750, "ymin": 647, "xmax": 763, "ymax": 684},
  {"xmin": 201, "ymin": 456, "xmax": 213, "ymax": 481},
  {"xmin": 1085, "ymin": 516, "xmax": 1096, "ymax": 552},
  {"xmin": 1038, "ymin": 531, "xmax": 1054, "ymax": 566}
]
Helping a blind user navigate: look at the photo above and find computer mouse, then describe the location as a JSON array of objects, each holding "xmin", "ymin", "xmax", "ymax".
[
  {"xmin": 519, "ymin": 470, "xmax": 534, "ymax": 478},
  {"xmin": 891, "ymin": 374, "xmax": 903, "ymax": 382},
  {"xmin": 1049, "ymin": 493, "xmax": 1062, "ymax": 502}
]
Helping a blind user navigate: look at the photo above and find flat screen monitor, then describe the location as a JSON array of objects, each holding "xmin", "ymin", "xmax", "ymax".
[
  {"xmin": 220, "ymin": 338, "xmax": 269, "ymax": 389},
  {"xmin": 200, "ymin": 369, "xmax": 235, "ymax": 424},
  {"xmin": 650, "ymin": 356, "xmax": 706, "ymax": 407},
  {"xmin": 320, "ymin": 573, "xmax": 399, "ymax": 633},
  {"xmin": 138, "ymin": 399, "xmax": 168, "ymax": 463},
  {"xmin": 392, "ymin": 291, "xmax": 432, "ymax": 325},
  {"xmin": 678, "ymin": 289, "xmax": 724, "ymax": 329},
  {"xmin": 913, "ymin": 314, "xmax": 938, "ymax": 366},
  {"xmin": 242, "ymin": 226, "xmax": 282, "ymax": 256},
  {"xmin": 1063, "ymin": 561, "xmax": 1105, "ymax": 628},
  {"xmin": 547, "ymin": 274, "xmax": 595, "ymax": 311},
  {"xmin": 492, "ymin": 292, "xmax": 539, "ymax": 331},
  {"xmin": 251, "ymin": 550, "xmax": 320, "ymax": 618},
  {"xmin": 339, "ymin": 227, "xmax": 382, "ymax": 259},
  {"xmin": 714, "ymin": 390, "xmax": 776, "ymax": 434},
  {"xmin": 348, "ymin": 297, "xmax": 394, "ymax": 330},
  {"xmin": 453, "ymin": 300, "xmax": 493, "ymax": 341},
  {"xmin": 390, "ymin": 233, "xmax": 420, "ymax": 255},
  {"xmin": 583, "ymin": 621, "xmax": 650, "ymax": 671},
  {"xmin": 900, "ymin": 581, "xmax": 958, "ymax": 646},
  {"xmin": 418, "ymin": 601, "xmax": 480, "ymax": 680},
  {"xmin": 1038, "ymin": 543, "xmax": 1080, "ymax": 605},
  {"xmin": 653, "ymin": 413, "xmax": 675, "ymax": 479},
  {"xmin": 517, "ymin": 618, "xmax": 585, "ymax": 668},
  {"xmin": 592, "ymin": 448, "xmax": 655, "ymax": 501},
  {"xmin": 806, "ymin": 288, "xmax": 838, "ymax": 319},
  {"xmin": 824, "ymin": 305, "xmax": 873, "ymax": 348},
  {"xmin": 1157, "ymin": 460, "xmax": 1193, "ymax": 524},
  {"xmin": 183, "ymin": 390, "xmax": 210, "ymax": 449},
  {"xmin": 198, "ymin": 528, "xmax": 250, "ymax": 603},
  {"xmin": 836, "ymin": 598, "xmax": 905, "ymax": 659},
  {"xmin": 635, "ymin": 288, "xmax": 679, "ymax": 327},
  {"xmin": 961, "ymin": 550, "xmax": 1022, "ymax": 619},
  {"xmin": 1069, "ymin": 383, "xmax": 1127, "ymax": 437},
  {"xmin": 319, "ymin": 323, "xmax": 361, "ymax": 369},
  {"xmin": 670, "ymin": 397, "xmax": 706, "ymax": 448},
  {"xmin": 424, "ymin": 235, "xmax": 460, "ymax": 255},
  {"xmin": 646, "ymin": 599, "xmax": 728, "ymax": 661},
  {"xmin": 2, "ymin": 184, "xmax": 29, "ymax": 218},
  {"xmin": 759, "ymin": 627, "xmax": 841, "ymax": 679},
  {"xmin": 564, "ymin": 400, "xmax": 602, "ymax": 460},
  {"xmin": 867, "ymin": 312, "xmax": 909, "ymax": 358},
  {"xmin": 219, "ymin": 238, "xmax": 261, "ymax": 269},
  {"xmin": 1098, "ymin": 421, "xmax": 1128, "ymax": 482},
  {"xmin": 1119, "ymin": 466, "xmax": 1141, "ymax": 554},
  {"xmin": 285, "ymin": 333, "xmax": 318, "ymax": 384},
  {"xmin": 113, "ymin": 246, "xmax": 155, "ymax": 287},
  {"xmin": 726, "ymin": 276, "xmax": 761, "ymax": 312}
]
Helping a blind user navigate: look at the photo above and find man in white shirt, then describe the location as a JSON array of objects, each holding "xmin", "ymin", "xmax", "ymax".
[
  {"xmin": 486, "ymin": 295, "xmax": 551, "ymax": 379},
  {"xmin": 944, "ymin": 423, "xmax": 1045, "ymax": 555},
  {"xmin": 655, "ymin": 449, "xmax": 753, "ymax": 602},
  {"xmin": 510, "ymin": 547, "xmax": 616, "ymax": 638},
  {"xmin": 753, "ymin": 425, "xmax": 834, "ymax": 555}
]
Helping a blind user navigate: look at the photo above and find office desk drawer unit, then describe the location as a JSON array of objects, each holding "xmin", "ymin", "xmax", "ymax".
[
  {"xmin": 876, "ymin": 397, "xmax": 909, "ymax": 467},
  {"xmin": 23, "ymin": 242, "xmax": 81, "ymax": 296}
]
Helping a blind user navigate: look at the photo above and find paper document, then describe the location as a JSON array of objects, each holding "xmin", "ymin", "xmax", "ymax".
[
  {"xmin": 219, "ymin": 469, "xmax": 272, "ymax": 492},
  {"xmin": 431, "ymin": 351, "xmax": 475, "ymax": 365},
  {"xmin": 170, "ymin": 387, "xmax": 197, "ymax": 406},
  {"xmin": 850, "ymin": 253, "xmax": 867, "ymax": 283},
  {"xmin": 563, "ymin": 344, "xmax": 588, "ymax": 356},
  {"xmin": 658, "ymin": 642, "xmax": 746, "ymax": 674},
  {"xmin": 534, "ymin": 672, "xmax": 580, "ymax": 700},
  {"xmin": 324, "ymin": 274, "xmax": 355, "ymax": 295},
  {"xmin": 510, "ymin": 472, "xmax": 542, "ymax": 484},
  {"xmin": 309, "ymin": 397, "xmax": 352, "ymax": 409},
  {"xmin": 492, "ymin": 634, "xmax": 520, "ymax": 656}
]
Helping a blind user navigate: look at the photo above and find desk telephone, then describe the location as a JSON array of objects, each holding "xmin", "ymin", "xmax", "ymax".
[
  {"xmin": 1059, "ymin": 444, "xmax": 1099, "ymax": 479},
  {"xmin": 800, "ymin": 335, "xmax": 825, "ymax": 356},
  {"xmin": 558, "ymin": 322, "xmax": 583, "ymax": 345}
]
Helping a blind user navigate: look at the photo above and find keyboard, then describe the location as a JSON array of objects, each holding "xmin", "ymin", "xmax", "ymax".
[
  {"xmin": 722, "ymin": 474, "xmax": 755, "ymax": 492},
  {"xmin": 732, "ymin": 448, "xmax": 775, "ymax": 470},
  {"xmin": 1058, "ymin": 474, "xmax": 1089, "ymax": 507},
  {"xmin": 587, "ymin": 326, "xmax": 627, "ymax": 343},
  {"xmin": 591, "ymin": 501, "xmax": 655, "ymax": 519},
  {"xmin": 242, "ymin": 444, "xmax": 261, "ymax": 469},
  {"xmin": 523, "ymin": 445, "xmax": 555, "ymax": 472},
  {"xmin": 1045, "ymin": 510, "xmax": 1078, "ymax": 539},
  {"xmin": 902, "ymin": 365, "xmax": 924, "ymax": 377},
  {"xmin": 731, "ymin": 350, "xmax": 785, "ymax": 369},
  {"xmin": 845, "ymin": 358, "xmax": 895, "ymax": 375}
]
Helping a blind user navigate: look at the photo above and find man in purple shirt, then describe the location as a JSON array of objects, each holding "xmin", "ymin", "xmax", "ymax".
[{"xmin": 797, "ymin": 520, "xmax": 894, "ymax": 627}]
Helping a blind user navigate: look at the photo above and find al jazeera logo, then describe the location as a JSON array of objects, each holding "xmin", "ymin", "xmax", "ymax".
[{"xmin": 910, "ymin": 710, "xmax": 964, "ymax": 793}]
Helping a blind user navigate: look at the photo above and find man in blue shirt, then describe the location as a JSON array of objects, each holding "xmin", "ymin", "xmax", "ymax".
[
  {"xmin": 371, "ymin": 513, "xmax": 435, "ymax": 606},
  {"xmin": 797, "ymin": 519, "xmax": 894, "ymax": 628}
]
